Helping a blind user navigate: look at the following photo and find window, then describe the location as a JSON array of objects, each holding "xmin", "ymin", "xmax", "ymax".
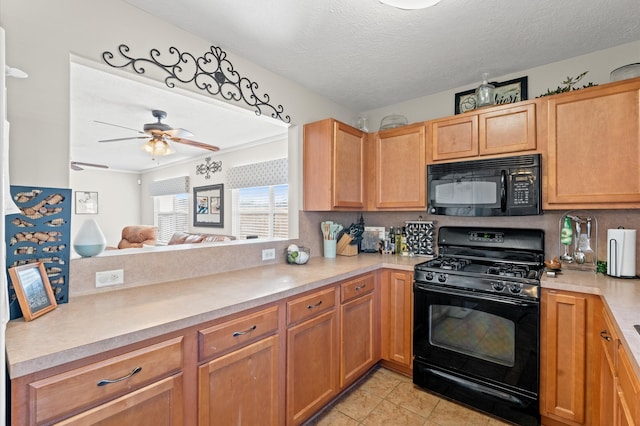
[
  {"xmin": 154, "ymin": 193, "xmax": 189, "ymax": 244},
  {"xmin": 232, "ymin": 184, "xmax": 288, "ymax": 238}
]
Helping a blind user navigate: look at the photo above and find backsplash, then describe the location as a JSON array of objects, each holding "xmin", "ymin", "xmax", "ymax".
[{"xmin": 299, "ymin": 209, "xmax": 640, "ymax": 275}]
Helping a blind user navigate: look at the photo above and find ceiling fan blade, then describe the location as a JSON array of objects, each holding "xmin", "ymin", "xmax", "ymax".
[
  {"xmin": 70, "ymin": 161, "xmax": 109, "ymax": 171},
  {"xmin": 99, "ymin": 136, "xmax": 149, "ymax": 143},
  {"xmin": 165, "ymin": 128, "xmax": 194, "ymax": 138},
  {"xmin": 94, "ymin": 120, "xmax": 146, "ymax": 134},
  {"xmin": 169, "ymin": 137, "xmax": 220, "ymax": 152}
]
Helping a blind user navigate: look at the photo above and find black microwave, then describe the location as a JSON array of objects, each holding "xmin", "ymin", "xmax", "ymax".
[{"xmin": 427, "ymin": 154, "xmax": 541, "ymax": 216}]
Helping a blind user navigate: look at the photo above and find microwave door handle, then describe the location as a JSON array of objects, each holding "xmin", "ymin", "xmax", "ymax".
[{"xmin": 500, "ymin": 170, "xmax": 507, "ymax": 212}]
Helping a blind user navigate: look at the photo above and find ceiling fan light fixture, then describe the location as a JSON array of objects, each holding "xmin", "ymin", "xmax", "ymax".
[
  {"xmin": 379, "ymin": 0, "xmax": 441, "ymax": 9},
  {"xmin": 142, "ymin": 138, "xmax": 174, "ymax": 157}
]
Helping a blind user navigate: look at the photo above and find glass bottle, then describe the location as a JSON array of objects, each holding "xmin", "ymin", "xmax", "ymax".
[
  {"xmin": 475, "ymin": 72, "xmax": 495, "ymax": 107},
  {"xmin": 395, "ymin": 226, "xmax": 402, "ymax": 256},
  {"xmin": 560, "ymin": 216, "xmax": 573, "ymax": 262},
  {"xmin": 389, "ymin": 226, "xmax": 395, "ymax": 254}
]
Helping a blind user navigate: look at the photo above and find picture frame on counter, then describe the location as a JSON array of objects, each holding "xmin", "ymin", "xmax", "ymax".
[
  {"xmin": 193, "ymin": 184, "xmax": 224, "ymax": 227},
  {"xmin": 455, "ymin": 76, "xmax": 528, "ymax": 114},
  {"xmin": 8, "ymin": 262, "xmax": 58, "ymax": 321}
]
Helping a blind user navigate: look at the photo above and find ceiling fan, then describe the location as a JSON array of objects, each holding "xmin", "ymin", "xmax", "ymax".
[
  {"xmin": 70, "ymin": 161, "xmax": 109, "ymax": 171},
  {"xmin": 96, "ymin": 109, "xmax": 220, "ymax": 155}
]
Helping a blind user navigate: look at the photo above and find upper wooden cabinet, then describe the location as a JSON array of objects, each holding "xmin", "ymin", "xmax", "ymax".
[
  {"xmin": 303, "ymin": 118, "xmax": 366, "ymax": 211},
  {"xmin": 428, "ymin": 101, "xmax": 537, "ymax": 162},
  {"xmin": 371, "ymin": 123, "xmax": 426, "ymax": 210},
  {"xmin": 542, "ymin": 77, "xmax": 640, "ymax": 210}
]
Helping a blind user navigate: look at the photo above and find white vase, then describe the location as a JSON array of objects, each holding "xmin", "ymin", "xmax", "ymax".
[{"xmin": 74, "ymin": 219, "xmax": 107, "ymax": 257}]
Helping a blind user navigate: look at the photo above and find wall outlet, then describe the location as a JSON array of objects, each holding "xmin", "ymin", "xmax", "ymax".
[
  {"xmin": 96, "ymin": 269, "xmax": 124, "ymax": 287},
  {"xmin": 262, "ymin": 248, "xmax": 276, "ymax": 261}
]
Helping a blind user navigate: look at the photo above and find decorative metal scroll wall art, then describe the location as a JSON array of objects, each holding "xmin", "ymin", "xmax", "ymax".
[
  {"xmin": 196, "ymin": 157, "xmax": 223, "ymax": 180},
  {"xmin": 102, "ymin": 44, "xmax": 291, "ymax": 123}
]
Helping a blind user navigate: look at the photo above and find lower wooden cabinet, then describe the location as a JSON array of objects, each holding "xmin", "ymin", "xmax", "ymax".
[
  {"xmin": 286, "ymin": 298, "xmax": 338, "ymax": 425},
  {"xmin": 599, "ymin": 307, "xmax": 640, "ymax": 426},
  {"xmin": 540, "ymin": 289, "xmax": 601, "ymax": 426},
  {"xmin": 56, "ymin": 374, "xmax": 184, "ymax": 426},
  {"xmin": 380, "ymin": 269, "xmax": 413, "ymax": 374},
  {"xmin": 11, "ymin": 336, "xmax": 185, "ymax": 425},
  {"xmin": 198, "ymin": 335, "xmax": 280, "ymax": 426},
  {"xmin": 340, "ymin": 273, "xmax": 378, "ymax": 388}
]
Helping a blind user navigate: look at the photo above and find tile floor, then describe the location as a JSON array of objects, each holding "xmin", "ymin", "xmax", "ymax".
[{"xmin": 305, "ymin": 366, "xmax": 513, "ymax": 426}]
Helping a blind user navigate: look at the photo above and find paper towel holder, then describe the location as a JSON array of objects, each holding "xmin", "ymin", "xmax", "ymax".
[{"xmin": 558, "ymin": 210, "xmax": 598, "ymax": 273}]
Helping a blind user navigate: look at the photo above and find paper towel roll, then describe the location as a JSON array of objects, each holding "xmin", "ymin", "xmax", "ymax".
[{"xmin": 607, "ymin": 228, "xmax": 636, "ymax": 277}]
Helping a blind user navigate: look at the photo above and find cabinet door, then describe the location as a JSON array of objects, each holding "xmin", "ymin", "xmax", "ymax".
[
  {"xmin": 372, "ymin": 124, "xmax": 426, "ymax": 209},
  {"xmin": 540, "ymin": 290, "xmax": 587, "ymax": 424},
  {"xmin": 303, "ymin": 119, "xmax": 365, "ymax": 211},
  {"xmin": 340, "ymin": 292, "xmax": 376, "ymax": 388},
  {"xmin": 381, "ymin": 270, "xmax": 413, "ymax": 373},
  {"xmin": 286, "ymin": 309, "xmax": 338, "ymax": 425},
  {"xmin": 617, "ymin": 345, "xmax": 640, "ymax": 426},
  {"xmin": 429, "ymin": 114, "xmax": 479, "ymax": 161},
  {"xmin": 479, "ymin": 102, "xmax": 536, "ymax": 155},
  {"xmin": 333, "ymin": 121, "xmax": 366, "ymax": 208},
  {"xmin": 57, "ymin": 374, "xmax": 184, "ymax": 426},
  {"xmin": 598, "ymin": 310, "xmax": 617, "ymax": 426},
  {"xmin": 198, "ymin": 335, "xmax": 280, "ymax": 426},
  {"xmin": 543, "ymin": 78, "xmax": 640, "ymax": 209}
]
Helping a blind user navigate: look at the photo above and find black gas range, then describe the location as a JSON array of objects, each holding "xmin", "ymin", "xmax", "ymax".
[{"xmin": 413, "ymin": 226, "xmax": 544, "ymax": 426}]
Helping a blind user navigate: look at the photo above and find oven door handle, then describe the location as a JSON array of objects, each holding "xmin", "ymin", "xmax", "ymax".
[{"xmin": 416, "ymin": 284, "xmax": 538, "ymax": 307}]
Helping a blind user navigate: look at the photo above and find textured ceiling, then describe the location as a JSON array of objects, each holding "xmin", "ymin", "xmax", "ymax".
[
  {"xmin": 124, "ymin": 0, "xmax": 640, "ymax": 111},
  {"xmin": 72, "ymin": 0, "xmax": 640, "ymax": 173}
]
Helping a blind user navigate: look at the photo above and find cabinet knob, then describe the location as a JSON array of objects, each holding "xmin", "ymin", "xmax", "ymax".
[{"xmin": 600, "ymin": 330, "xmax": 612, "ymax": 341}]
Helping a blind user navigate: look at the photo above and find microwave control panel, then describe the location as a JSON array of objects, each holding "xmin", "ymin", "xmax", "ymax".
[{"xmin": 510, "ymin": 172, "xmax": 535, "ymax": 206}]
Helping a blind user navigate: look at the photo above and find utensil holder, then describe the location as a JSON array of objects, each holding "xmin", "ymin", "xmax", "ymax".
[
  {"xmin": 558, "ymin": 210, "xmax": 598, "ymax": 272},
  {"xmin": 323, "ymin": 239, "xmax": 337, "ymax": 258}
]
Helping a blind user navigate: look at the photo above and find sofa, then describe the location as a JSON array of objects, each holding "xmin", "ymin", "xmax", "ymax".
[
  {"xmin": 167, "ymin": 231, "xmax": 235, "ymax": 245},
  {"xmin": 117, "ymin": 225, "xmax": 158, "ymax": 249}
]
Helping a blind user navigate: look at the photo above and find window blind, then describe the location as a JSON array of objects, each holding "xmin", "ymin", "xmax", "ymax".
[
  {"xmin": 227, "ymin": 158, "xmax": 287, "ymax": 189},
  {"xmin": 149, "ymin": 176, "xmax": 190, "ymax": 196}
]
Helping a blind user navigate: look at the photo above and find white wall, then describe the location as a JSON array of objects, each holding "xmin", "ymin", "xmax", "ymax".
[
  {"xmin": 363, "ymin": 40, "xmax": 640, "ymax": 128},
  {"xmin": 0, "ymin": 0, "xmax": 354, "ymax": 211},
  {"xmin": 69, "ymin": 169, "xmax": 141, "ymax": 247},
  {"xmin": 139, "ymin": 137, "xmax": 288, "ymax": 237}
]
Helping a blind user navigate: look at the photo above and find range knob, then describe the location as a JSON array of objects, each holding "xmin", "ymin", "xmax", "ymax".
[
  {"xmin": 437, "ymin": 273, "xmax": 447, "ymax": 283},
  {"xmin": 491, "ymin": 281, "xmax": 505, "ymax": 292},
  {"xmin": 425, "ymin": 271, "xmax": 434, "ymax": 281},
  {"xmin": 508, "ymin": 284, "xmax": 523, "ymax": 294}
]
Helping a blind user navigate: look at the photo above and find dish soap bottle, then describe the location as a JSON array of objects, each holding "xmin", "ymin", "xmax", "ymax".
[{"xmin": 560, "ymin": 216, "xmax": 573, "ymax": 262}]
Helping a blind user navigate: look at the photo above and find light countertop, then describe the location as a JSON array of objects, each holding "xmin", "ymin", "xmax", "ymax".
[
  {"xmin": 542, "ymin": 269, "xmax": 640, "ymax": 379},
  {"xmin": 6, "ymin": 254, "xmax": 422, "ymax": 378},
  {"xmin": 7, "ymin": 256, "xmax": 640, "ymax": 383}
]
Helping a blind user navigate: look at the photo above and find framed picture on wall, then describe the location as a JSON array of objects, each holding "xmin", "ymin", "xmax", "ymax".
[
  {"xmin": 193, "ymin": 184, "xmax": 223, "ymax": 227},
  {"xmin": 8, "ymin": 262, "xmax": 58, "ymax": 321},
  {"xmin": 75, "ymin": 191, "xmax": 99, "ymax": 214}
]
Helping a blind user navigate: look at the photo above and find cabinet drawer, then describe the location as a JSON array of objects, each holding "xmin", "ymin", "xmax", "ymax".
[
  {"xmin": 199, "ymin": 305, "xmax": 279, "ymax": 360},
  {"xmin": 287, "ymin": 287, "xmax": 336, "ymax": 325},
  {"xmin": 341, "ymin": 274, "xmax": 374, "ymax": 303},
  {"xmin": 601, "ymin": 309, "xmax": 618, "ymax": 366},
  {"xmin": 28, "ymin": 336, "xmax": 183, "ymax": 425}
]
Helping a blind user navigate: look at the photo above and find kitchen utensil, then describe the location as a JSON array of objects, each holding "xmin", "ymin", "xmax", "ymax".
[{"xmin": 574, "ymin": 220, "xmax": 585, "ymax": 264}]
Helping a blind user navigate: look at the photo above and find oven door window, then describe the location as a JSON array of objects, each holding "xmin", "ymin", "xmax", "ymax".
[{"xmin": 430, "ymin": 304, "xmax": 514, "ymax": 367}]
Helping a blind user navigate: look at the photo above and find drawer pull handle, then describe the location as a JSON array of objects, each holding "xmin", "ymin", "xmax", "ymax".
[
  {"xmin": 97, "ymin": 366, "xmax": 142, "ymax": 386},
  {"xmin": 233, "ymin": 325, "xmax": 257, "ymax": 337},
  {"xmin": 355, "ymin": 284, "xmax": 367, "ymax": 291},
  {"xmin": 307, "ymin": 300, "xmax": 323, "ymax": 310},
  {"xmin": 600, "ymin": 330, "xmax": 612, "ymax": 341}
]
